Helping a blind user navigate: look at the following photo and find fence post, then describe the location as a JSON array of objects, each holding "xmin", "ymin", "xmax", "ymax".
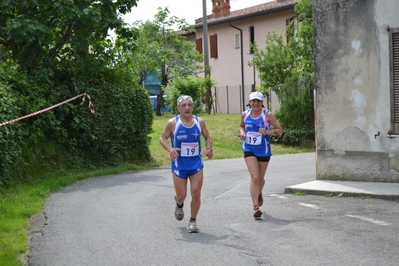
[
  {"xmin": 226, "ymin": 85, "xmax": 229, "ymax": 114},
  {"xmin": 214, "ymin": 87, "xmax": 217, "ymax": 113}
]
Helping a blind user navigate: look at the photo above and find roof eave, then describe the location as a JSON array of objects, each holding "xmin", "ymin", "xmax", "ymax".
[{"xmin": 194, "ymin": 4, "xmax": 296, "ymax": 29}]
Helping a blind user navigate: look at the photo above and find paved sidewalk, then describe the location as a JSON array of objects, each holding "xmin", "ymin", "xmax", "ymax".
[{"xmin": 285, "ymin": 180, "xmax": 399, "ymax": 200}]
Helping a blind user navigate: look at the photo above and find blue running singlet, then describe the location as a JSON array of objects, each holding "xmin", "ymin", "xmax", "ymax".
[
  {"xmin": 242, "ymin": 108, "xmax": 272, "ymax": 157},
  {"xmin": 171, "ymin": 116, "xmax": 204, "ymax": 171}
]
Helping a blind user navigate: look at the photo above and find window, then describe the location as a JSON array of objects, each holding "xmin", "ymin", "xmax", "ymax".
[
  {"xmin": 196, "ymin": 38, "xmax": 203, "ymax": 54},
  {"xmin": 235, "ymin": 33, "xmax": 240, "ymax": 48},
  {"xmin": 389, "ymin": 27, "xmax": 399, "ymax": 135},
  {"xmin": 210, "ymin": 34, "xmax": 218, "ymax": 58},
  {"xmin": 249, "ymin": 26, "xmax": 255, "ymax": 54},
  {"xmin": 286, "ymin": 17, "xmax": 298, "ymax": 43}
]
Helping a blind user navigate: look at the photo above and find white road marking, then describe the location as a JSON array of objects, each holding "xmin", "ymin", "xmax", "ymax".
[
  {"xmin": 345, "ymin": 215, "xmax": 391, "ymax": 226},
  {"xmin": 269, "ymin": 194, "xmax": 287, "ymax": 199},
  {"xmin": 298, "ymin": 203, "xmax": 321, "ymax": 210}
]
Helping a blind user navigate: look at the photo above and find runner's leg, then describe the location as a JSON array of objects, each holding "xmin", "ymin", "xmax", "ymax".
[
  {"xmin": 173, "ymin": 172, "xmax": 188, "ymax": 205},
  {"xmin": 245, "ymin": 156, "xmax": 262, "ymax": 206},
  {"xmin": 258, "ymin": 161, "xmax": 269, "ymax": 195},
  {"xmin": 188, "ymin": 169, "xmax": 204, "ymax": 219}
]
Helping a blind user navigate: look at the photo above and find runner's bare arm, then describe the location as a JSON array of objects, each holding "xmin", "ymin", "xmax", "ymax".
[
  {"xmin": 200, "ymin": 118, "xmax": 213, "ymax": 159},
  {"xmin": 239, "ymin": 111, "xmax": 246, "ymax": 140},
  {"xmin": 159, "ymin": 118, "xmax": 179, "ymax": 161}
]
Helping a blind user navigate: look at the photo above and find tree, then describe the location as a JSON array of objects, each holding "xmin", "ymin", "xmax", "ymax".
[
  {"xmin": 117, "ymin": 7, "xmax": 204, "ymax": 116},
  {"xmin": 0, "ymin": 0, "xmax": 138, "ymax": 74},
  {"xmin": 249, "ymin": 0, "xmax": 314, "ymax": 145},
  {"xmin": 0, "ymin": 0, "xmax": 159, "ymax": 186},
  {"xmin": 168, "ymin": 76, "xmax": 212, "ymax": 114}
]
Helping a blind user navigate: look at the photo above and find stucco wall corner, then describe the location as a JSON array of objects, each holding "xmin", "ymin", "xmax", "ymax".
[
  {"xmin": 390, "ymin": 153, "xmax": 399, "ymax": 174},
  {"xmin": 316, "ymin": 150, "xmax": 399, "ymax": 182}
]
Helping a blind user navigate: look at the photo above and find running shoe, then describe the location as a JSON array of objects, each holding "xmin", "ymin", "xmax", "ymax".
[
  {"xmin": 174, "ymin": 204, "xmax": 184, "ymax": 221},
  {"xmin": 187, "ymin": 220, "xmax": 199, "ymax": 233},
  {"xmin": 258, "ymin": 193, "xmax": 263, "ymax": 207},
  {"xmin": 253, "ymin": 206, "xmax": 262, "ymax": 218}
]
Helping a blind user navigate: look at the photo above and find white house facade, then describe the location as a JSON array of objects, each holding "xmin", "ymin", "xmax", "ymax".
[{"xmin": 193, "ymin": 0, "xmax": 299, "ymax": 114}]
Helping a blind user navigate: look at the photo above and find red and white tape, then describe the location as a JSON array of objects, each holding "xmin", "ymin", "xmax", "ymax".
[
  {"xmin": 0, "ymin": 93, "xmax": 95, "ymax": 127},
  {"xmin": 79, "ymin": 93, "xmax": 95, "ymax": 114}
]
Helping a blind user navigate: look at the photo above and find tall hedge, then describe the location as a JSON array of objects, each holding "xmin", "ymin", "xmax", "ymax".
[
  {"xmin": 0, "ymin": 68, "xmax": 23, "ymax": 186},
  {"xmin": 0, "ymin": 61, "xmax": 153, "ymax": 188}
]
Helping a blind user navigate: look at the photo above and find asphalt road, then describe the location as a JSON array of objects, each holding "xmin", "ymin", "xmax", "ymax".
[{"xmin": 28, "ymin": 153, "xmax": 399, "ymax": 266}]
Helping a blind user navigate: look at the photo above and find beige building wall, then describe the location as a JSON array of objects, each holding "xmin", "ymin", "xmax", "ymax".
[
  {"xmin": 314, "ymin": 0, "xmax": 399, "ymax": 182},
  {"xmin": 195, "ymin": 5, "xmax": 296, "ymax": 113}
]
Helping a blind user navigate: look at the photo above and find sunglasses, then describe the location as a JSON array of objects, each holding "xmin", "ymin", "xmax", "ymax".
[{"xmin": 177, "ymin": 95, "xmax": 193, "ymax": 104}]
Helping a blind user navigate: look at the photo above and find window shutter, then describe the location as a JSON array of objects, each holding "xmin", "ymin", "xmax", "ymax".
[
  {"xmin": 390, "ymin": 28, "xmax": 399, "ymax": 134},
  {"xmin": 286, "ymin": 18, "xmax": 293, "ymax": 43},
  {"xmin": 196, "ymin": 38, "xmax": 203, "ymax": 54},
  {"xmin": 210, "ymin": 34, "xmax": 218, "ymax": 58}
]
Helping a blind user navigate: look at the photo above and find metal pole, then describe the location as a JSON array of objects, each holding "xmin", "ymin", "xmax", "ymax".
[
  {"xmin": 226, "ymin": 85, "xmax": 229, "ymax": 114},
  {"xmin": 253, "ymin": 65, "xmax": 256, "ymax": 92},
  {"xmin": 202, "ymin": 0, "xmax": 211, "ymax": 113}
]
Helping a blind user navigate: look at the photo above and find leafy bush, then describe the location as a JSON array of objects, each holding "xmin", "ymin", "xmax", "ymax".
[
  {"xmin": 271, "ymin": 125, "xmax": 315, "ymax": 147},
  {"xmin": 168, "ymin": 76, "xmax": 206, "ymax": 114},
  {"xmin": 0, "ymin": 60, "xmax": 154, "ymax": 188},
  {"xmin": 48, "ymin": 63, "xmax": 154, "ymax": 168},
  {"xmin": 76, "ymin": 81, "xmax": 153, "ymax": 165},
  {"xmin": 0, "ymin": 63, "xmax": 48, "ymax": 187},
  {"xmin": 274, "ymin": 73, "xmax": 314, "ymax": 129},
  {"xmin": 250, "ymin": 0, "xmax": 315, "ymax": 145},
  {"xmin": 0, "ymin": 81, "xmax": 23, "ymax": 186}
]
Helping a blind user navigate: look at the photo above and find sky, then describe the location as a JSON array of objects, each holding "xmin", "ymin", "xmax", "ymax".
[{"xmin": 123, "ymin": 0, "xmax": 274, "ymax": 26}]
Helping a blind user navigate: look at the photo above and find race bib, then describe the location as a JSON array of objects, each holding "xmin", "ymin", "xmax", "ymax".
[
  {"xmin": 246, "ymin": 132, "xmax": 262, "ymax": 145},
  {"xmin": 181, "ymin": 142, "xmax": 200, "ymax": 157}
]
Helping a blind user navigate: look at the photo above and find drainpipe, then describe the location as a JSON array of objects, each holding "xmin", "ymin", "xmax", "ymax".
[{"xmin": 229, "ymin": 22, "xmax": 245, "ymax": 112}]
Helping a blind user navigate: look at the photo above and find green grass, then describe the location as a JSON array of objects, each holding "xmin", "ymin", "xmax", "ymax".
[
  {"xmin": 150, "ymin": 113, "xmax": 314, "ymax": 166},
  {"xmin": 360, "ymin": 195, "xmax": 371, "ymax": 199},
  {"xmin": 294, "ymin": 190, "xmax": 308, "ymax": 196},
  {"xmin": 0, "ymin": 114, "xmax": 314, "ymax": 265}
]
